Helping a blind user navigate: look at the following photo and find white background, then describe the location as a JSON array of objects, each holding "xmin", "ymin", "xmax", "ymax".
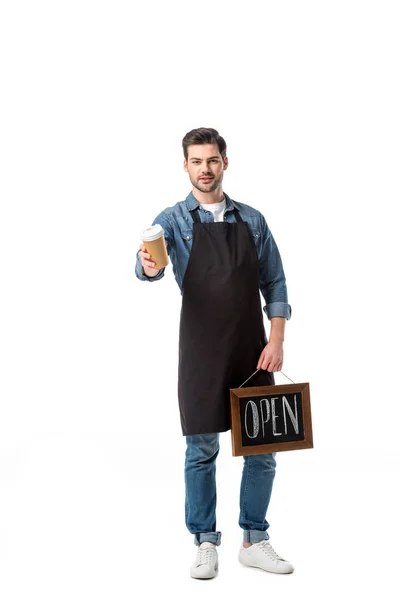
[{"xmin": 1, "ymin": 1, "xmax": 399, "ymax": 598}]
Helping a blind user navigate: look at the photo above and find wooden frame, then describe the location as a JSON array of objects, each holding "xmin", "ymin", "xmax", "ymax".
[{"xmin": 230, "ymin": 382, "xmax": 313, "ymax": 457}]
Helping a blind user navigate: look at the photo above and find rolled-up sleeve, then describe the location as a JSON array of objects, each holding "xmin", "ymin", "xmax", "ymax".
[
  {"xmin": 258, "ymin": 216, "xmax": 292, "ymax": 320},
  {"xmin": 134, "ymin": 211, "xmax": 174, "ymax": 282}
]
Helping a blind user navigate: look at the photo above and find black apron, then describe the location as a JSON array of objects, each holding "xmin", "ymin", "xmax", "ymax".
[{"xmin": 178, "ymin": 204, "xmax": 275, "ymax": 436}]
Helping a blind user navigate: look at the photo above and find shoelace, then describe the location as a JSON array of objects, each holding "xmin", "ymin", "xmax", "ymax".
[
  {"xmin": 196, "ymin": 547, "xmax": 215, "ymax": 566},
  {"xmin": 255, "ymin": 540, "xmax": 284, "ymax": 561}
]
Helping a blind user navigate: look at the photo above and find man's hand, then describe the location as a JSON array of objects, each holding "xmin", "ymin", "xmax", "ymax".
[
  {"xmin": 257, "ymin": 340, "xmax": 284, "ymax": 373},
  {"xmin": 138, "ymin": 241, "xmax": 167, "ymax": 278}
]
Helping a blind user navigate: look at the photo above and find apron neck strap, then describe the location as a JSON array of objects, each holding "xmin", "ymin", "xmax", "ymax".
[
  {"xmin": 190, "ymin": 206, "xmax": 243, "ymax": 223},
  {"xmin": 191, "ymin": 207, "xmax": 201, "ymax": 223},
  {"xmin": 234, "ymin": 207, "xmax": 243, "ymax": 222}
]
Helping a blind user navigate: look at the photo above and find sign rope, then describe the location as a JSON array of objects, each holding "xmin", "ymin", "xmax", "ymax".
[{"xmin": 239, "ymin": 369, "xmax": 295, "ymax": 388}]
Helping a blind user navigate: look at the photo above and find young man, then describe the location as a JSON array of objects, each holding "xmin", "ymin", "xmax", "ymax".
[{"xmin": 135, "ymin": 127, "xmax": 293, "ymax": 579}]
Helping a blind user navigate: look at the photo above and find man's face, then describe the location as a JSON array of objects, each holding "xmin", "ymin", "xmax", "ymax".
[{"xmin": 184, "ymin": 144, "xmax": 228, "ymax": 194}]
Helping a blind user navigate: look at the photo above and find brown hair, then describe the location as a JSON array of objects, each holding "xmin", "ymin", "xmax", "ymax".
[{"xmin": 182, "ymin": 127, "xmax": 227, "ymax": 161}]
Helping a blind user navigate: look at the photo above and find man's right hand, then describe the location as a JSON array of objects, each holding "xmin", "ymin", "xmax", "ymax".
[{"xmin": 139, "ymin": 242, "xmax": 167, "ymax": 278}]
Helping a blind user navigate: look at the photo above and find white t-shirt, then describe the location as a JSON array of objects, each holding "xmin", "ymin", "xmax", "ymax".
[{"xmin": 199, "ymin": 197, "xmax": 227, "ymax": 222}]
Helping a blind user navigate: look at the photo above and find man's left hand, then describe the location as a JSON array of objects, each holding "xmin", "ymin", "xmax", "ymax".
[{"xmin": 257, "ymin": 341, "xmax": 283, "ymax": 373}]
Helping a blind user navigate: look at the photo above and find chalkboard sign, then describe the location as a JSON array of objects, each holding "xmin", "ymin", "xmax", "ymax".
[{"xmin": 230, "ymin": 383, "xmax": 313, "ymax": 456}]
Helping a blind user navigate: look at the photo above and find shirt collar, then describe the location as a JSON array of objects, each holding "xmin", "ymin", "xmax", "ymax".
[{"xmin": 185, "ymin": 190, "xmax": 237, "ymax": 212}]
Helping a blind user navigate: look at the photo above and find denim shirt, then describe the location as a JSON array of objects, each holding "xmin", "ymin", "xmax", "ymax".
[{"xmin": 135, "ymin": 191, "xmax": 291, "ymax": 320}]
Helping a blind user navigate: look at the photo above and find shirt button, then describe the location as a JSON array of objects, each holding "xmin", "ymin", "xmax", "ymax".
[{"xmin": 186, "ymin": 235, "xmax": 190, "ymax": 240}]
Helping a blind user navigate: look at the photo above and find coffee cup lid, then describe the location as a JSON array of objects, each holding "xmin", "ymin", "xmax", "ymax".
[{"xmin": 141, "ymin": 224, "xmax": 164, "ymax": 241}]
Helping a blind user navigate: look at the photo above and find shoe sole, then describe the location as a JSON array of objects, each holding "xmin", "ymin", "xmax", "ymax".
[
  {"xmin": 238, "ymin": 555, "xmax": 294, "ymax": 574},
  {"xmin": 190, "ymin": 561, "xmax": 219, "ymax": 579}
]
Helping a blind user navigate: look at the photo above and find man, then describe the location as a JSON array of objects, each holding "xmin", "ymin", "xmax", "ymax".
[{"xmin": 135, "ymin": 127, "xmax": 293, "ymax": 579}]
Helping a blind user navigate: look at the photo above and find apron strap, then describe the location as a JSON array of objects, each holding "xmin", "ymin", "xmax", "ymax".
[
  {"xmin": 190, "ymin": 206, "xmax": 243, "ymax": 223},
  {"xmin": 191, "ymin": 207, "xmax": 201, "ymax": 223},
  {"xmin": 233, "ymin": 207, "xmax": 243, "ymax": 222}
]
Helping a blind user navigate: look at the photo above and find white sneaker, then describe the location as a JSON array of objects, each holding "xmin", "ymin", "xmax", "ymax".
[
  {"xmin": 190, "ymin": 542, "xmax": 219, "ymax": 579},
  {"xmin": 239, "ymin": 540, "xmax": 294, "ymax": 574}
]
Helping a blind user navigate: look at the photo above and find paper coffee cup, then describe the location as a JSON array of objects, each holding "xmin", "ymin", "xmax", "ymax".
[{"xmin": 141, "ymin": 224, "xmax": 169, "ymax": 269}]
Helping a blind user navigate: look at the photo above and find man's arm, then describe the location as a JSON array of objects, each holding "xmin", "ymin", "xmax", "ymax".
[
  {"xmin": 257, "ymin": 215, "xmax": 291, "ymax": 372},
  {"xmin": 270, "ymin": 316, "xmax": 286, "ymax": 342},
  {"xmin": 258, "ymin": 215, "xmax": 291, "ymax": 321}
]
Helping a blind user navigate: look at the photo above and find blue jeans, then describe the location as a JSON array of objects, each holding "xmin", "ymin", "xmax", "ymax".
[{"xmin": 185, "ymin": 433, "xmax": 276, "ymax": 546}]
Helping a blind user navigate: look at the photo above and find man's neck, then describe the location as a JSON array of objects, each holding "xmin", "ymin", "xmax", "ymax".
[{"xmin": 192, "ymin": 187, "xmax": 225, "ymax": 205}]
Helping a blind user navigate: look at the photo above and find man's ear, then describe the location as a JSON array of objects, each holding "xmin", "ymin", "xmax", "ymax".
[
  {"xmin": 183, "ymin": 159, "xmax": 188, "ymax": 172},
  {"xmin": 223, "ymin": 156, "xmax": 229, "ymax": 170}
]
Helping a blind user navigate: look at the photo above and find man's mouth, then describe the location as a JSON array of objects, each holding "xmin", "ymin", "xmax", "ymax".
[{"xmin": 200, "ymin": 177, "xmax": 214, "ymax": 182}]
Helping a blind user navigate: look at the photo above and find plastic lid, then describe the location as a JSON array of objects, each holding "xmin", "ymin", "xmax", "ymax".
[{"xmin": 141, "ymin": 224, "xmax": 164, "ymax": 241}]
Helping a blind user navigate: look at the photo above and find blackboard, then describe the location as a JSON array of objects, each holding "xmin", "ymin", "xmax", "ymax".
[{"xmin": 230, "ymin": 382, "xmax": 313, "ymax": 456}]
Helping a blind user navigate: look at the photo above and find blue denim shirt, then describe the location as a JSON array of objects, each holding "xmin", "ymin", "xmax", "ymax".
[{"xmin": 135, "ymin": 191, "xmax": 291, "ymax": 320}]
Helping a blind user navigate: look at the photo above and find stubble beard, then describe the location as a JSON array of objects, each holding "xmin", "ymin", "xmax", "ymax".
[{"xmin": 191, "ymin": 173, "xmax": 223, "ymax": 195}]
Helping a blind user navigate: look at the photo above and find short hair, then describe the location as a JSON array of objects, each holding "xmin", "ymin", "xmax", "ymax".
[{"xmin": 182, "ymin": 127, "xmax": 227, "ymax": 161}]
